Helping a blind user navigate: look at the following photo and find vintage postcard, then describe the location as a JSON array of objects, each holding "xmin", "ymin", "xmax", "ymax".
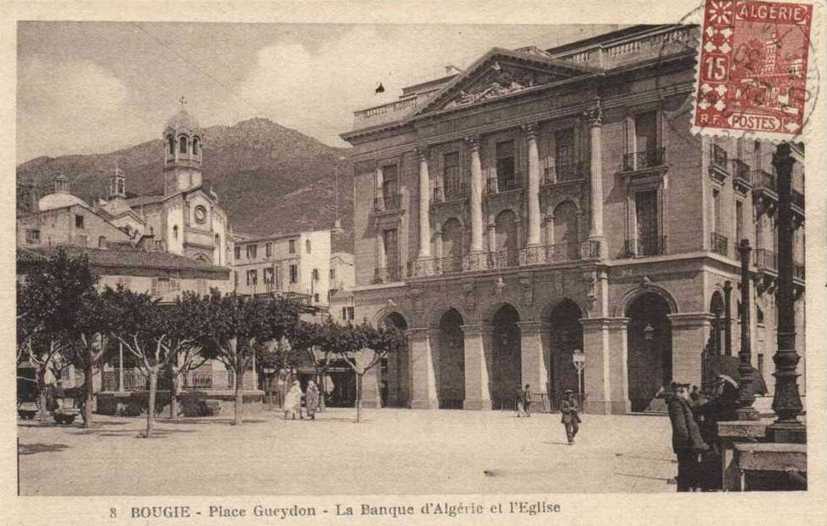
[{"xmin": 2, "ymin": 1, "xmax": 825, "ymax": 525}]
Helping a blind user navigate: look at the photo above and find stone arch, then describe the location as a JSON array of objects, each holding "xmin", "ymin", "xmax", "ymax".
[
  {"xmin": 426, "ymin": 303, "xmax": 471, "ymax": 330},
  {"xmin": 625, "ymin": 291, "xmax": 674, "ymax": 412},
  {"xmin": 441, "ymin": 217, "xmax": 464, "ymax": 272},
  {"xmin": 482, "ymin": 299, "xmax": 528, "ymax": 325},
  {"xmin": 546, "ymin": 298, "xmax": 584, "ymax": 404},
  {"xmin": 378, "ymin": 310, "xmax": 409, "ymax": 408},
  {"xmin": 436, "ymin": 308, "xmax": 465, "ymax": 409},
  {"xmin": 489, "ymin": 303, "xmax": 521, "ymax": 410},
  {"xmin": 192, "ymin": 135, "xmax": 201, "ymax": 155},
  {"xmin": 551, "ymin": 200, "xmax": 580, "ymax": 260},
  {"xmin": 374, "ymin": 307, "xmax": 413, "ymax": 330},
  {"xmin": 615, "ymin": 281, "xmax": 679, "ymax": 318},
  {"xmin": 494, "ymin": 209, "xmax": 520, "ymax": 267},
  {"xmin": 178, "ymin": 135, "xmax": 188, "ymax": 154}
]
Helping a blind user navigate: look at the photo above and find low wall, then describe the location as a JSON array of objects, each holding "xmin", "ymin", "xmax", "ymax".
[{"xmin": 97, "ymin": 389, "xmax": 265, "ymax": 417}]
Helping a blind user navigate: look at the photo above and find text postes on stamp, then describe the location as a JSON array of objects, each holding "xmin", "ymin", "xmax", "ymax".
[{"xmin": 692, "ymin": 0, "xmax": 814, "ymax": 138}]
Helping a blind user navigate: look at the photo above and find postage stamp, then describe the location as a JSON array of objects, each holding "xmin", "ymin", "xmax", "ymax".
[{"xmin": 692, "ymin": 0, "xmax": 815, "ymax": 138}]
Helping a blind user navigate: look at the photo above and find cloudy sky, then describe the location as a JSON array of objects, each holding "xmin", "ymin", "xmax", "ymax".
[{"xmin": 17, "ymin": 22, "xmax": 621, "ymax": 163}]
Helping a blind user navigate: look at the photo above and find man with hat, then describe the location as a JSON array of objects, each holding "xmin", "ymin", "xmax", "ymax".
[
  {"xmin": 667, "ymin": 382, "xmax": 708, "ymax": 491},
  {"xmin": 560, "ymin": 389, "xmax": 581, "ymax": 445}
]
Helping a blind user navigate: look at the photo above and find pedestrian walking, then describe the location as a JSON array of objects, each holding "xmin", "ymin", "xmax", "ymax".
[
  {"xmin": 667, "ymin": 383, "xmax": 708, "ymax": 492},
  {"xmin": 283, "ymin": 380, "xmax": 303, "ymax": 420},
  {"xmin": 516, "ymin": 384, "xmax": 531, "ymax": 417},
  {"xmin": 305, "ymin": 379, "xmax": 320, "ymax": 420},
  {"xmin": 560, "ymin": 389, "xmax": 581, "ymax": 445}
]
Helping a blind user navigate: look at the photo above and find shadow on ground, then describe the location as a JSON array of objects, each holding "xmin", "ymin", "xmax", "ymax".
[{"xmin": 18, "ymin": 442, "xmax": 71, "ymax": 455}]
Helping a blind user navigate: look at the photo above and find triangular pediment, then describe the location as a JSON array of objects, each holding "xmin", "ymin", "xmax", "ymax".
[{"xmin": 415, "ymin": 47, "xmax": 601, "ymax": 117}]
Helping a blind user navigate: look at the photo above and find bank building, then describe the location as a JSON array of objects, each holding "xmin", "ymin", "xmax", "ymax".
[{"xmin": 341, "ymin": 25, "xmax": 806, "ymax": 413}]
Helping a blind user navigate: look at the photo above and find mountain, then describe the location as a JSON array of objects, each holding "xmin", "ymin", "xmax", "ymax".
[{"xmin": 16, "ymin": 118, "xmax": 355, "ymax": 251}]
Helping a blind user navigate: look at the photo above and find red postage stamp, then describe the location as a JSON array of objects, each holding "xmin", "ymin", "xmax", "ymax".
[{"xmin": 692, "ymin": 0, "xmax": 814, "ymax": 137}]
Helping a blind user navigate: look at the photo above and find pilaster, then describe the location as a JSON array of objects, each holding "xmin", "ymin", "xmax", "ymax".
[
  {"xmin": 407, "ymin": 328, "xmax": 438, "ymax": 409},
  {"xmin": 461, "ymin": 323, "xmax": 492, "ymax": 410},
  {"xmin": 581, "ymin": 317, "xmax": 630, "ymax": 414},
  {"xmin": 668, "ymin": 312, "xmax": 714, "ymax": 388},
  {"xmin": 517, "ymin": 320, "xmax": 550, "ymax": 396}
]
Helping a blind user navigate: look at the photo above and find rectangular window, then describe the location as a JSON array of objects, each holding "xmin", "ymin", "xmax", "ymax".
[
  {"xmin": 234, "ymin": 271, "xmax": 238, "ymax": 288},
  {"xmin": 274, "ymin": 266, "xmax": 282, "ymax": 289},
  {"xmin": 263, "ymin": 267, "xmax": 274, "ymax": 284},
  {"xmin": 289, "ymin": 239, "xmax": 296, "ymax": 254},
  {"xmin": 443, "ymin": 152, "xmax": 461, "ymax": 197},
  {"xmin": 26, "ymin": 229, "xmax": 40, "ymax": 244},
  {"xmin": 246, "ymin": 244, "xmax": 258, "ymax": 259},
  {"xmin": 306, "ymin": 239, "xmax": 312, "ymax": 254},
  {"xmin": 246, "ymin": 269, "xmax": 258, "ymax": 286},
  {"xmin": 381, "ymin": 164, "xmax": 399, "ymax": 208},
  {"xmin": 711, "ymin": 189, "xmax": 720, "ymax": 233},
  {"xmin": 383, "ymin": 228, "xmax": 399, "ymax": 280},
  {"xmin": 289, "ymin": 264, "xmax": 298, "ymax": 284},
  {"xmin": 635, "ymin": 190, "xmax": 659, "ymax": 256},
  {"xmin": 234, "ymin": 246, "xmax": 241, "ymax": 260},
  {"xmin": 312, "ymin": 268, "xmax": 319, "ymax": 281},
  {"xmin": 346, "ymin": 306, "xmax": 355, "ymax": 321},
  {"xmin": 555, "ymin": 128, "xmax": 576, "ymax": 180},
  {"xmin": 75, "ymin": 214, "xmax": 85, "ymax": 229},
  {"xmin": 495, "ymin": 140, "xmax": 515, "ymax": 190},
  {"xmin": 314, "ymin": 293, "xmax": 320, "ymax": 303},
  {"xmin": 265, "ymin": 242, "xmax": 272, "ymax": 258},
  {"xmin": 330, "ymin": 268, "xmax": 336, "ymax": 280},
  {"xmin": 634, "ymin": 111, "xmax": 658, "ymax": 152}
]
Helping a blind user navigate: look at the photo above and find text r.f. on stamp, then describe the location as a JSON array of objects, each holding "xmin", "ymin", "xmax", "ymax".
[{"xmin": 692, "ymin": 0, "xmax": 814, "ymax": 138}]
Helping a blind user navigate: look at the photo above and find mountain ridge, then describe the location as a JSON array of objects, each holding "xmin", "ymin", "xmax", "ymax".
[{"xmin": 16, "ymin": 118, "xmax": 355, "ymax": 252}]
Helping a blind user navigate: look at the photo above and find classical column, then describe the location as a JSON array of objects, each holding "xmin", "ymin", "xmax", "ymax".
[
  {"xmin": 467, "ymin": 136, "xmax": 484, "ymax": 253},
  {"xmin": 523, "ymin": 123, "xmax": 542, "ymax": 248},
  {"xmin": 407, "ymin": 328, "xmax": 438, "ymax": 409},
  {"xmin": 517, "ymin": 321, "xmax": 550, "ymax": 400},
  {"xmin": 585, "ymin": 101, "xmax": 604, "ymax": 255},
  {"xmin": 461, "ymin": 323, "xmax": 492, "ymax": 410},
  {"xmin": 767, "ymin": 143, "xmax": 805, "ymax": 443},
  {"xmin": 374, "ymin": 166, "xmax": 385, "ymax": 210},
  {"xmin": 417, "ymin": 147, "xmax": 431, "ymax": 259}
]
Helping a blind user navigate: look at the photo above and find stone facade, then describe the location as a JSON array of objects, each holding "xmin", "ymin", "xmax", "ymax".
[{"xmin": 342, "ymin": 26, "xmax": 806, "ymax": 414}]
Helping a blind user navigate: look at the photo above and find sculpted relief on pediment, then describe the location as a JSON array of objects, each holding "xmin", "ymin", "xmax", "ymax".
[{"xmin": 443, "ymin": 63, "xmax": 558, "ymax": 110}]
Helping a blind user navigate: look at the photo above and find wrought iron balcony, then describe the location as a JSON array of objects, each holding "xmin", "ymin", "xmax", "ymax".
[
  {"xmin": 622, "ymin": 147, "xmax": 665, "ymax": 172},
  {"xmin": 710, "ymin": 144, "xmax": 729, "ymax": 173},
  {"xmin": 732, "ymin": 159, "xmax": 752, "ymax": 192},
  {"xmin": 463, "ymin": 251, "xmax": 494, "ymax": 272},
  {"xmin": 753, "ymin": 169, "xmax": 777, "ymax": 193},
  {"xmin": 754, "ymin": 248, "xmax": 778, "ymax": 274},
  {"xmin": 373, "ymin": 265, "xmax": 403, "ymax": 284},
  {"xmin": 432, "ymin": 181, "xmax": 467, "ymax": 204},
  {"xmin": 486, "ymin": 176, "xmax": 522, "ymax": 195},
  {"xmin": 520, "ymin": 242, "xmax": 582, "ymax": 265},
  {"xmin": 624, "ymin": 235, "xmax": 667, "ymax": 257},
  {"xmin": 542, "ymin": 160, "xmax": 589, "ymax": 186},
  {"xmin": 710, "ymin": 232, "xmax": 729, "ymax": 257},
  {"xmin": 373, "ymin": 192, "xmax": 402, "ymax": 212}
]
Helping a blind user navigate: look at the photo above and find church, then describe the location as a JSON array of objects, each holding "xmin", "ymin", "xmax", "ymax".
[{"xmin": 18, "ymin": 105, "xmax": 231, "ymax": 267}]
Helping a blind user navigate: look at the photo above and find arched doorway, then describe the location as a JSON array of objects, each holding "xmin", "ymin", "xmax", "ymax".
[
  {"xmin": 383, "ymin": 312, "xmax": 409, "ymax": 408},
  {"xmin": 442, "ymin": 218, "xmax": 463, "ymax": 273},
  {"xmin": 553, "ymin": 201, "xmax": 579, "ymax": 261},
  {"xmin": 548, "ymin": 299, "xmax": 583, "ymax": 406},
  {"xmin": 491, "ymin": 304, "xmax": 521, "ymax": 409},
  {"xmin": 495, "ymin": 210, "xmax": 519, "ymax": 268},
  {"xmin": 437, "ymin": 309, "xmax": 465, "ymax": 409},
  {"xmin": 626, "ymin": 293, "xmax": 673, "ymax": 412}
]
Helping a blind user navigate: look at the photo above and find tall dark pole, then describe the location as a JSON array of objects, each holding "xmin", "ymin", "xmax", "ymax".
[
  {"xmin": 723, "ymin": 280, "xmax": 733, "ymax": 356},
  {"xmin": 767, "ymin": 143, "xmax": 805, "ymax": 443},
  {"xmin": 736, "ymin": 240, "xmax": 759, "ymax": 420}
]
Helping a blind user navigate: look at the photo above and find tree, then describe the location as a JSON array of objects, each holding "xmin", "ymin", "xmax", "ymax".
[
  {"xmin": 163, "ymin": 292, "xmax": 211, "ymax": 420},
  {"xmin": 203, "ymin": 291, "xmax": 272, "ymax": 425},
  {"xmin": 335, "ymin": 321, "xmax": 405, "ymax": 423},
  {"xmin": 18, "ymin": 248, "xmax": 101, "ymax": 426},
  {"xmin": 104, "ymin": 286, "xmax": 170, "ymax": 438}
]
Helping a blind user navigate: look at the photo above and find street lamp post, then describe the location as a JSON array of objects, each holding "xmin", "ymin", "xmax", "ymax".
[
  {"xmin": 572, "ymin": 349, "xmax": 585, "ymax": 404},
  {"xmin": 736, "ymin": 239, "xmax": 759, "ymax": 421},
  {"xmin": 767, "ymin": 143, "xmax": 805, "ymax": 443}
]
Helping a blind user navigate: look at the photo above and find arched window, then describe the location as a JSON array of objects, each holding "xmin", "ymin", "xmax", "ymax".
[
  {"xmin": 179, "ymin": 136, "xmax": 188, "ymax": 154},
  {"xmin": 98, "ymin": 236, "xmax": 107, "ymax": 248},
  {"xmin": 173, "ymin": 225, "xmax": 179, "ymax": 239},
  {"xmin": 192, "ymin": 137, "xmax": 200, "ymax": 155},
  {"xmin": 167, "ymin": 135, "xmax": 175, "ymax": 155}
]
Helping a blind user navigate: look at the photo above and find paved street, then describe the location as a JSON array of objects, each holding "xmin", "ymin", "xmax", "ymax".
[{"xmin": 18, "ymin": 408, "xmax": 677, "ymax": 495}]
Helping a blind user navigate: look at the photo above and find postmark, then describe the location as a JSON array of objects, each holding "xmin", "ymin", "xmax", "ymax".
[{"xmin": 691, "ymin": 0, "xmax": 815, "ymax": 138}]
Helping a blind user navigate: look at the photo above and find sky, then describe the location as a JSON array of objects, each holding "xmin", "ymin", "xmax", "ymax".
[{"xmin": 17, "ymin": 22, "xmax": 622, "ymax": 163}]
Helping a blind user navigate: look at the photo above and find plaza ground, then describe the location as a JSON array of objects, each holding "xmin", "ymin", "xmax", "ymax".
[{"xmin": 18, "ymin": 408, "xmax": 679, "ymax": 496}]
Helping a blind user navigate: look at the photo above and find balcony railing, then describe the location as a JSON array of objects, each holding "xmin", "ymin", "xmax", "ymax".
[
  {"xmin": 753, "ymin": 169, "xmax": 777, "ymax": 193},
  {"xmin": 710, "ymin": 232, "xmax": 729, "ymax": 257},
  {"xmin": 624, "ymin": 235, "xmax": 667, "ymax": 257},
  {"xmin": 374, "ymin": 192, "xmax": 402, "ymax": 212},
  {"xmin": 493, "ymin": 248, "xmax": 521, "ymax": 269},
  {"xmin": 711, "ymin": 144, "xmax": 729, "ymax": 172},
  {"xmin": 754, "ymin": 249, "xmax": 778, "ymax": 273},
  {"xmin": 622, "ymin": 147, "xmax": 666, "ymax": 171},
  {"xmin": 486, "ymin": 176, "xmax": 522, "ymax": 195},
  {"xmin": 794, "ymin": 261, "xmax": 805, "ymax": 281},
  {"xmin": 463, "ymin": 252, "xmax": 495, "ymax": 272},
  {"xmin": 792, "ymin": 189, "xmax": 804, "ymax": 209},
  {"xmin": 520, "ymin": 242, "xmax": 582, "ymax": 265},
  {"xmin": 433, "ymin": 182, "xmax": 467, "ymax": 203},
  {"xmin": 374, "ymin": 265, "xmax": 403, "ymax": 283},
  {"xmin": 732, "ymin": 159, "xmax": 751, "ymax": 185},
  {"xmin": 542, "ymin": 160, "xmax": 589, "ymax": 185}
]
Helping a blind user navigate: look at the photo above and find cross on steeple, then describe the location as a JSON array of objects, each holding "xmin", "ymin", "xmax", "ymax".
[{"xmin": 179, "ymin": 96, "xmax": 187, "ymax": 106}]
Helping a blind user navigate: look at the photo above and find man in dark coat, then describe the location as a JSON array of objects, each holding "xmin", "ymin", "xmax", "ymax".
[
  {"xmin": 667, "ymin": 383, "xmax": 708, "ymax": 492},
  {"xmin": 560, "ymin": 389, "xmax": 581, "ymax": 445}
]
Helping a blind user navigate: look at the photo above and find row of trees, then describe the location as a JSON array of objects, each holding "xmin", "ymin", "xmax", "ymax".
[{"xmin": 17, "ymin": 249, "xmax": 405, "ymax": 437}]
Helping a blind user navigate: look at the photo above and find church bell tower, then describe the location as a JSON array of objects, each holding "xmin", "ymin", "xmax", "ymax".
[{"xmin": 163, "ymin": 97, "xmax": 203, "ymax": 196}]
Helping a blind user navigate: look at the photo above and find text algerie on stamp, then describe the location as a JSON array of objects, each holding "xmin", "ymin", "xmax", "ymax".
[{"xmin": 692, "ymin": 0, "xmax": 815, "ymax": 138}]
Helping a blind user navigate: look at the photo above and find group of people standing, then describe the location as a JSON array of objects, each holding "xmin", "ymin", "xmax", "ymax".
[
  {"xmin": 664, "ymin": 376, "xmax": 739, "ymax": 491},
  {"xmin": 282, "ymin": 378, "xmax": 321, "ymax": 421}
]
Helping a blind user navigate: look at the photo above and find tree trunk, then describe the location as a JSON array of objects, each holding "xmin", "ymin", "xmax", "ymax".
[
  {"xmin": 267, "ymin": 376, "xmax": 274, "ymax": 411},
  {"xmin": 146, "ymin": 369, "xmax": 158, "ymax": 438},
  {"xmin": 234, "ymin": 368, "xmax": 244, "ymax": 425},
  {"xmin": 355, "ymin": 373, "xmax": 362, "ymax": 423},
  {"xmin": 169, "ymin": 374, "xmax": 179, "ymax": 421},
  {"xmin": 37, "ymin": 367, "xmax": 49, "ymax": 424},
  {"xmin": 83, "ymin": 362, "xmax": 94, "ymax": 427}
]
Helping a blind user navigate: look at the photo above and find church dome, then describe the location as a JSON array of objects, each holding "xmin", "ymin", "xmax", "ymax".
[
  {"xmin": 165, "ymin": 108, "xmax": 200, "ymax": 133},
  {"xmin": 38, "ymin": 192, "xmax": 88, "ymax": 211}
]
